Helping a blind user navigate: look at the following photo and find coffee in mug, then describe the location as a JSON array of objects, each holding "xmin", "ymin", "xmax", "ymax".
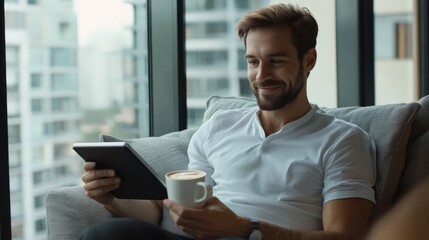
[{"xmin": 165, "ymin": 170, "xmax": 212, "ymax": 208}]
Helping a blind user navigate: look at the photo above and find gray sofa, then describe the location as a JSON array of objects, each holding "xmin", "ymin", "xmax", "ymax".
[{"xmin": 45, "ymin": 95, "xmax": 429, "ymax": 240}]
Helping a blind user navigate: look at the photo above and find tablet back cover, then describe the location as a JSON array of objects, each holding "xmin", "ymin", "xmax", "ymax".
[{"xmin": 73, "ymin": 142, "xmax": 167, "ymax": 200}]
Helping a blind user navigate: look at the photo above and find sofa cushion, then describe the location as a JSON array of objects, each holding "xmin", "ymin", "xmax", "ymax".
[
  {"xmin": 203, "ymin": 96, "xmax": 257, "ymax": 122},
  {"xmin": 322, "ymin": 102, "xmax": 420, "ymax": 220},
  {"xmin": 100, "ymin": 128, "xmax": 197, "ymax": 181},
  {"xmin": 394, "ymin": 95, "xmax": 429, "ymax": 201},
  {"xmin": 46, "ymin": 186, "xmax": 113, "ymax": 240},
  {"xmin": 203, "ymin": 95, "xmax": 421, "ymax": 220},
  {"xmin": 102, "ymin": 129, "xmax": 209, "ymax": 237}
]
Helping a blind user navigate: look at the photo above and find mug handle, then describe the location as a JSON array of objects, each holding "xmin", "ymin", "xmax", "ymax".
[{"xmin": 194, "ymin": 182, "xmax": 213, "ymax": 206}]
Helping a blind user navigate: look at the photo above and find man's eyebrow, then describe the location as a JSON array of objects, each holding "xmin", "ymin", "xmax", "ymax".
[
  {"xmin": 245, "ymin": 52, "xmax": 291, "ymax": 58},
  {"xmin": 267, "ymin": 52, "xmax": 290, "ymax": 57}
]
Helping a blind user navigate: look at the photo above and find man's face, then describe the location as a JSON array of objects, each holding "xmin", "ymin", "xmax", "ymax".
[{"xmin": 245, "ymin": 25, "xmax": 306, "ymax": 110}]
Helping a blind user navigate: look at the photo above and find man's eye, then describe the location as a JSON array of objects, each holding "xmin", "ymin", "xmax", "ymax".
[
  {"xmin": 247, "ymin": 59, "xmax": 258, "ymax": 65},
  {"xmin": 270, "ymin": 59, "xmax": 284, "ymax": 64}
]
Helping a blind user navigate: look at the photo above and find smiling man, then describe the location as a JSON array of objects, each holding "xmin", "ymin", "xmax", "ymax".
[{"xmin": 79, "ymin": 4, "xmax": 376, "ymax": 240}]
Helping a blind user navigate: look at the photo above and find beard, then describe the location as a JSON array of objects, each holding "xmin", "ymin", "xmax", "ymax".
[{"xmin": 252, "ymin": 65, "xmax": 306, "ymax": 111}]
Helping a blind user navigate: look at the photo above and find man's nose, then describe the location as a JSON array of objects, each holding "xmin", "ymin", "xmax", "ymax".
[{"xmin": 256, "ymin": 63, "xmax": 272, "ymax": 81}]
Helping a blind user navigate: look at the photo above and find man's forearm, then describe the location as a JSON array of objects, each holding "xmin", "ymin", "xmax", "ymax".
[{"xmin": 104, "ymin": 199, "xmax": 163, "ymax": 225}]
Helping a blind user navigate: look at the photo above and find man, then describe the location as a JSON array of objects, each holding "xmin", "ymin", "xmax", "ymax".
[{"xmin": 80, "ymin": 3, "xmax": 376, "ymax": 240}]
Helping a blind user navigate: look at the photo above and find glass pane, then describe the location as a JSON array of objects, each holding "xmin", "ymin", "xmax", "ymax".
[
  {"xmin": 185, "ymin": 0, "xmax": 338, "ymax": 128},
  {"xmin": 374, "ymin": 0, "xmax": 418, "ymax": 104},
  {"xmin": 4, "ymin": 0, "xmax": 149, "ymax": 239}
]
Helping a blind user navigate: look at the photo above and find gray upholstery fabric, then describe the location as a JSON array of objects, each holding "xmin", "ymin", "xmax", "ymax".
[
  {"xmin": 394, "ymin": 95, "xmax": 429, "ymax": 201},
  {"xmin": 203, "ymin": 96, "xmax": 257, "ymax": 123},
  {"xmin": 99, "ymin": 128, "xmax": 198, "ymax": 179},
  {"xmin": 46, "ymin": 186, "xmax": 113, "ymax": 240}
]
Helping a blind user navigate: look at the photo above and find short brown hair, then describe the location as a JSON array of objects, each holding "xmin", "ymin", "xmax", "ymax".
[{"xmin": 236, "ymin": 3, "xmax": 318, "ymax": 60}]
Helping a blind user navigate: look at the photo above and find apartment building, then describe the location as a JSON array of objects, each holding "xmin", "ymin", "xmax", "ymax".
[
  {"xmin": 5, "ymin": 0, "xmax": 81, "ymax": 239},
  {"xmin": 185, "ymin": 0, "xmax": 268, "ymax": 127}
]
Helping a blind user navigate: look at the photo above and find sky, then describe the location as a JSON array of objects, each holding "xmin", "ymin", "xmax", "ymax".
[{"xmin": 73, "ymin": 0, "xmax": 133, "ymax": 50}]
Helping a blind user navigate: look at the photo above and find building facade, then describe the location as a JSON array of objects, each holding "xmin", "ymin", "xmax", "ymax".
[{"xmin": 5, "ymin": 0, "xmax": 81, "ymax": 239}]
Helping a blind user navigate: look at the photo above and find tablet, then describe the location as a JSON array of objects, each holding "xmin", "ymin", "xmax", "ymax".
[{"xmin": 73, "ymin": 142, "xmax": 167, "ymax": 200}]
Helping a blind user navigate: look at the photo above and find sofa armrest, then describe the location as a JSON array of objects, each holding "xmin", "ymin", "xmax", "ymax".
[{"xmin": 46, "ymin": 186, "xmax": 113, "ymax": 240}]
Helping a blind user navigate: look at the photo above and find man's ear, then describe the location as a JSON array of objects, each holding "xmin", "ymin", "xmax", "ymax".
[{"xmin": 303, "ymin": 48, "xmax": 317, "ymax": 72}]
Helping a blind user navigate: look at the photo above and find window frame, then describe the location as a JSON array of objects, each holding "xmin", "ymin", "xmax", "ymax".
[
  {"xmin": 336, "ymin": 0, "xmax": 375, "ymax": 106},
  {"xmin": 148, "ymin": 0, "xmax": 187, "ymax": 136},
  {"xmin": 1, "ymin": 1, "xmax": 12, "ymax": 239},
  {"xmin": 418, "ymin": 0, "xmax": 429, "ymax": 96}
]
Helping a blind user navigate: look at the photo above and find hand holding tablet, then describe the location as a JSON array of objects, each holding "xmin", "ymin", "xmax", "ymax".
[{"xmin": 73, "ymin": 142, "xmax": 167, "ymax": 200}]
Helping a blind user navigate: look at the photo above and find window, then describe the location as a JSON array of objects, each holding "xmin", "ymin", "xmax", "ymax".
[
  {"xmin": 30, "ymin": 48, "xmax": 46, "ymax": 67},
  {"xmin": 9, "ymin": 174, "xmax": 22, "ymax": 193},
  {"xmin": 237, "ymin": 49, "xmax": 246, "ymax": 70},
  {"xmin": 59, "ymin": 22, "xmax": 70, "ymax": 37},
  {"xmin": 239, "ymin": 77, "xmax": 253, "ymax": 97},
  {"xmin": 187, "ymin": 108, "xmax": 205, "ymax": 128},
  {"xmin": 10, "ymin": 200, "xmax": 22, "ymax": 219},
  {"xmin": 34, "ymin": 194, "xmax": 45, "ymax": 209},
  {"xmin": 235, "ymin": 0, "xmax": 249, "ymax": 9},
  {"xmin": 50, "ymin": 48, "xmax": 77, "ymax": 67},
  {"xmin": 8, "ymin": 125, "xmax": 20, "ymax": 144},
  {"xmin": 185, "ymin": 0, "xmax": 338, "ymax": 127},
  {"xmin": 53, "ymin": 143, "xmax": 73, "ymax": 159},
  {"xmin": 187, "ymin": 22, "xmax": 227, "ymax": 39},
  {"xmin": 187, "ymin": 50, "xmax": 228, "ymax": 67},
  {"xmin": 186, "ymin": 0, "xmax": 227, "ymax": 11},
  {"xmin": 31, "ymin": 74, "xmax": 42, "ymax": 89},
  {"xmin": 4, "ymin": 1, "xmax": 145, "ymax": 238},
  {"xmin": 51, "ymin": 73, "xmax": 78, "ymax": 90},
  {"xmin": 31, "ymin": 99, "xmax": 43, "ymax": 113},
  {"xmin": 6, "ymin": 47, "xmax": 19, "ymax": 93},
  {"xmin": 7, "ymin": 98, "xmax": 20, "ymax": 117},
  {"xmin": 8, "ymin": 150, "xmax": 21, "ymax": 168},
  {"xmin": 4, "ymin": 12, "xmax": 25, "ymax": 29},
  {"xmin": 374, "ymin": 0, "xmax": 418, "ymax": 104},
  {"xmin": 35, "ymin": 218, "xmax": 46, "ymax": 233}
]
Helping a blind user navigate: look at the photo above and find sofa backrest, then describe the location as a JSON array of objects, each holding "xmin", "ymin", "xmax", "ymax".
[
  {"xmin": 203, "ymin": 95, "xmax": 429, "ymax": 221},
  {"xmin": 394, "ymin": 96, "xmax": 429, "ymax": 201},
  {"xmin": 102, "ymin": 95, "xmax": 429, "ymax": 222},
  {"xmin": 100, "ymin": 128, "xmax": 197, "ymax": 182}
]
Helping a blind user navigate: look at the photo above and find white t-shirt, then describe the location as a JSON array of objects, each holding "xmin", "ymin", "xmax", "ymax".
[{"xmin": 162, "ymin": 105, "xmax": 376, "ymax": 235}]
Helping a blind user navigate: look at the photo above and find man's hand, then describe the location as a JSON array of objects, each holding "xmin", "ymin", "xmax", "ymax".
[
  {"xmin": 81, "ymin": 162, "xmax": 121, "ymax": 205},
  {"xmin": 164, "ymin": 197, "xmax": 251, "ymax": 239}
]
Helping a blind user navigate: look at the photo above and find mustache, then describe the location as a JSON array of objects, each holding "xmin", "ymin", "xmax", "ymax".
[{"xmin": 253, "ymin": 80, "xmax": 285, "ymax": 88}]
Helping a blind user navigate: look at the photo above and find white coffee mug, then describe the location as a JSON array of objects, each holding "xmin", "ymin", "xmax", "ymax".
[{"xmin": 165, "ymin": 170, "xmax": 213, "ymax": 208}]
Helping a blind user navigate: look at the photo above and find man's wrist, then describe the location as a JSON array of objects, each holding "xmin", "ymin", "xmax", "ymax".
[
  {"xmin": 248, "ymin": 219, "xmax": 263, "ymax": 240},
  {"xmin": 236, "ymin": 216, "xmax": 253, "ymax": 238}
]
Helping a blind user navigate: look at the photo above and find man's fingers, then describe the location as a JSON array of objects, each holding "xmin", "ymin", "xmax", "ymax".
[
  {"xmin": 83, "ymin": 162, "xmax": 96, "ymax": 171},
  {"xmin": 81, "ymin": 169, "xmax": 116, "ymax": 183},
  {"xmin": 85, "ymin": 184, "xmax": 120, "ymax": 198},
  {"xmin": 164, "ymin": 199, "xmax": 209, "ymax": 222},
  {"xmin": 83, "ymin": 177, "xmax": 121, "ymax": 191}
]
